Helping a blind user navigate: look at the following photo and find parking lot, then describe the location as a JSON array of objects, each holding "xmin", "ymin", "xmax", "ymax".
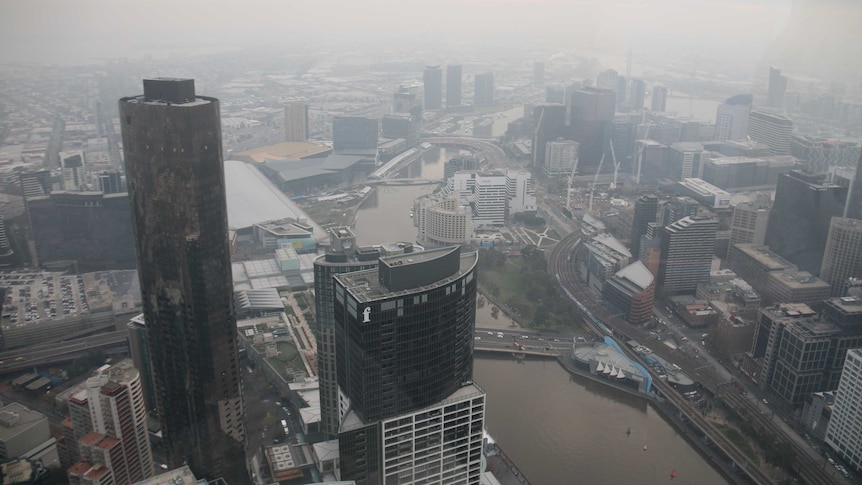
[{"xmin": 2, "ymin": 272, "xmax": 90, "ymax": 327}]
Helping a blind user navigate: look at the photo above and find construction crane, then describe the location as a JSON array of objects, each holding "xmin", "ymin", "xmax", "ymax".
[
  {"xmin": 609, "ymin": 139, "xmax": 620, "ymax": 190},
  {"xmin": 588, "ymin": 153, "xmax": 606, "ymax": 214},
  {"xmin": 565, "ymin": 156, "xmax": 580, "ymax": 212},
  {"xmin": 634, "ymin": 122, "xmax": 653, "ymax": 185}
]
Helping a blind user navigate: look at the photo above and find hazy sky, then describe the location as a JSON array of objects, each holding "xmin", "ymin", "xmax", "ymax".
[{"xmin": 1, "ymin": 0, "xmax": 796, "ymax": 65}]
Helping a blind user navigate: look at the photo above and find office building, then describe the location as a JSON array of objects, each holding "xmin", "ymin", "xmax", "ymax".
[
  {"xmin": 531, "ymin": 104, "xmax": 567, "ymax": 169},
  {"xmin": 628, "ymin": 79, "xmax": 645, "ymax": 112},
  {"xmin": 715, "ymin": 94, "xmax": 752, "ymax": 141},
  {"xmin": 333, "ymin": 117, "xmax": 379, "ymax": 151},
  {"xmin": 765, "ymin": 171, "xmax": 848, "ymax": 274},
  {"xmin": 284, "ymin": 101, "xmax": 309, "ymax": 142},
  {"xmin": 545, "ymin": 84, "xmax": 566, "ymax": 104},
  {"xmin": 67, "ymin": 360, "xmax": 153, "ymax": 484},
  {"xmin": 97, "ymin": 170, "xmax": 124, "ymax": 194},
  {"xmin": 120, "ymin": 78, "xmax": 247, "ymax": 482},
  {"xmin": 446, "ymin": 64, "xmax": 462, "ymax": 108},
  {"xmin": 313, "ymin": 228, "xmax": 382, "ymax": 438},
  {"xmin": 334, "ymin": 247, "xmax": 484, "ymax": 484},
  {"xmin": 651, "ymin": 86, "xmax": 667, "ymax": 112},
  {"xmin": 579, "ymin": 234, "xmax": 632, "ymax": 293},
  {"xmin": 766, "ymin": 66, "xmax": 788, "ymax": 111},
  {"xmin": 543, "ymin": 139, "xmax": 578, "ymax": 177},
  {"xmin": 568, "ymin": 87, "xmax": 616, "ymax": 175},
  {"xmin": 820, "ymin": 218, "xmax": 862, "ymax": 297},
  {"xmin": 0, "ymin": 402, "xmax": 53, "ymax": 464},
  {"xmin": 59, "ymin": 151, "xmax": 86, "ymax": 191},
  {"xmin": 753, "ymin": 299, "xmax": 862, "ymax": 405},
  {"xmin": 660, "ymin": 196, "xmax": 699, "ymax": 226},
  {"xmin": 393, "ymin": 86, "xmax": 422, "ymax": 122},
  {"xmin": 674, "ymin": 178, "xmax": 731, "ymax": 210},
  {"xmin": 381, "ymin": 114, "xmax": 411, "ymax": 140},
  {"xmin": 790, "ymin": 135, "xmax": 860, "ymax": 174},
  {"xmin": 27, "ymin": 191, "xmax": 136, "ymax": 272},
  {"xmin": 532, "ymin": 61, "xmax": 544, "ymax": 85},
  {"xmin": 729, "ymin": 198, "xmax": 771, "ymax": 249},
  {"xmin": 747, "ymin": 110, "xmax": 793, "ymax": 155},
  {"xmin": 596, "ymin": 69, "xmax": 617, "ymax": 90},
  {"xmin": 423, "ymin": 65, "xmax": 443, "ymax": 111},
  {"xmin": 443, "ymin": 156, "xmax": 479, "ymax": 180},
  {"xmin": 446, "ymin": 170, "xmax": 535, "ymax": 226},
  {"xmin": 414, "ymin": 196, "xmax": 474, "ymax": 247},
  {"xmin": 669, "ymin": 143, "xmax": 705, "ymax": 180},
  {"xmin": 474, "ymin": 72, "xmax": 495, "ymax": 107},
  {"xmin": 0, "ymin": 212, "xmax": 11, "ymax": 260},
  {"xmin": 701, "ymin": 154, "xmax": 797, "ymax": 190},
  {"xmin": 0, "ymin": 458, "xmax": 53, "ymax": 484},
  {"xmin": 826, "ymin": 347, "xmax": 862, "ymax": 473},
  {"xmin": 615, "ymin": 76, "xmax": 628, "ymax": 108},
  {"xmin": 765, "ymin": 271, "xmax": 831, "ymax": 305},
  {"xmin": 630, "ymin": 195, "xmax": 658, "ymax": 258},
  {"xmin": 602, "ymin": 261, "xmax": 655, "ymax": 325},
  {"xmin": 126, "ymin": 314, "xmax": 155, "ymax": 415},
  {"xmin": 658, "ymin": 216, "xmax": 718, "ymax": 294}
]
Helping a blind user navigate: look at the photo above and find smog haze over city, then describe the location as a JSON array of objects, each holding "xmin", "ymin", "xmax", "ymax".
[{"xmin": 1, "ymin": 0, "xmax": 862, "ymax": 484}]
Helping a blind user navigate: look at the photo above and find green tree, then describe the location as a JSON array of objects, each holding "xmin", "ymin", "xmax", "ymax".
[{"xmin": 491, "ymin": 306, "xmax": 500, "ymax": 319}]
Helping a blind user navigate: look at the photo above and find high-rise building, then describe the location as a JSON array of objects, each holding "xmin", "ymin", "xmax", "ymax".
[
  {"xmin": 651, "ymin": 86, "xmax": 667, "ymax": 112},
  {"xmin": 825, "ymin": 347, "xmax": 862, "ymax": 474},
  {"xmin": 59, "ymin": 151, "xmax": 86, "ymax": 191},
  {"xmin": 531, "ymin": 104, "xmax": 567, "ymax": 169},
  {"xmin": 765, "ymin": 171, "xmax": 848, "ymax": 274},
  {"xmin": 0, "ymin": 211, "xmax": 12, "ymax": 259},
  {"xmin": 284, "ymin": 101, "xmax": 309, "ymax": 142},
  {"xmin": 333, "ymin": 116, "xmax": 379, "ymax": 151},
  {"xmin": 333, "ymin": 247, "xmax": 484, "ymax": 484},
  {"xmin": 845, "ymin": 150, "xmax": 862, "ymax": 219},
  {"xmin": 474, "ymin": 72, "xmax": 495, "ymax": 107},
  {"xmin": 820, "ymin": 218, "xmax": 862, "ymax": 296},
  {"xmin": 545, "ymin": 84, "xmax": 566, "ymax": 104},
  {"xmin": 446, "ymin": 64, "xmax": 462, "ymax": 108},
  {"xmin": 126, "ymin": 314, "xmax": 155, "ymax": 415},
  {"xmin": 715, "ymin": 94, "xmax": 752, "ymax": 141},
  {"xmin": 533, "ymin": 61, "xmax": 545, "ymax": 85},
  {"xmin": 615, "ymin": 76, "xmax": 628, "ymax": 109},
  {"xmin": 66, "ymin": 360, "xmax": 154, "ymax": 485},
  {"xmin": 96, "ymin": 170, "xmax": 124, "ymax": 194},
  {"xmin": 766, "ymin": 66, "xmax": 788, "ymax": 111},
  {"xmin": 660, "ymin": 196, "xmax": 699, "ymax": 226},
  {"xmin": 313, "ymin": 228, "xmax": 382, "ymax": 438},
  {"xmin": 443, "ymin": 156, "xmax": 479, "ymax": 180},
  {"xmin": 630, "ymin": 195, "xmax": 658, "ymax": 258},
  {"xmin": 393, "ymin": 86, "xmax": 422, "ymax": 121},
  {"xmin": 596, "ymin": 69, "xmax": 618, "ymax": 90},
  {"xmin": 669, "ymin": 142, "xmax": 705, "ymax": 179},
  {"xmin": 747, "ymin": 110, "xmax": 793, "ymax": 155},
  {"xmin": 658, "ymin": 216, "xmax": 718, "ymax": 294},
  {"xmin": 119, "ymin": 78, "xmax": 246, "ymax": 482},
  {"xmin": 423, "ymin": 65, "xmax": 443, "ymax": 111},
  {"xmin": 729, "ymin": 197, "xmax": 771, "ymax": 249},
  {"xmin": 602, "ymin": 261, "xmax": 655, "ymax": 325},
  {"xmin": 568, "ymin": 87, "xmax": 616, "ymax": 175},
  {"xmin": 543, "ymin": 139, "xmax": 578, "ymax": 177},
  {"xmin": 629, "ymin": 79, "xmax": 646, "ymax": 111}
]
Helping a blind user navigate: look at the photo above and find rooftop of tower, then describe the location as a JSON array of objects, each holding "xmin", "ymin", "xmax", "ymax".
[{"xmin": 121, "ymin": 77, "xmax": 211, "ymax": 106}]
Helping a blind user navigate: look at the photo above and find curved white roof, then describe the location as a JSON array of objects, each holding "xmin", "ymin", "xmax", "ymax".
[
  {"xmin": 223, "ymin": 160, "xmax": 326, "ymax": 240},
  {"xmin": 615, "ymin": 261, "xmax": 655, "ymax": 291}
]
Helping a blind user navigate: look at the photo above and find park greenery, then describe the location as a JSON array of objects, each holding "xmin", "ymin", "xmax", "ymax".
[{"xmin": 477, "ymin": 245, "xmax": 583, "ymax": 331}]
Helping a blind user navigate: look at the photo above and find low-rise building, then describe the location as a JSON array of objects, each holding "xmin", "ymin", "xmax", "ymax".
[{"xmin": 602, "ymin": 261, "xmax": 655, "ymax": 325}]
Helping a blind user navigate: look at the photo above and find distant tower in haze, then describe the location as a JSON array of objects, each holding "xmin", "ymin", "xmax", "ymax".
[
  {"xmin": 747, "ymin": 110, "xmax": 793, "ymax": 155},
  {"xmin": 615, "ymin": 76, "xmax": 628, "ymax": 109},
  {"xmin": 474, "ymin": 72, "xmax": 495, "ymax": 107},
  {"xmin": 596, "ymin": 69, "xmax": 618, "ymax": 90},
  {"xmin": 629, "ymin": 79, "xmax": 646, "ymax": 111},
  {"xmin": 766, "ymin": 66, "xmax": 788, "ymax": 111},
  {"xmin": 284, "ymin": 101, "xmax": 309, "ymax": 142},
  {"xmin": 423, "ymin": 65, "xmax": 443, "ymax": 110},
  {"xmin": 568, "ymin": 87, "xmax": 615, "ymax": 175},
  {"xmin": 119, "ymin": 78, "xmax": 247, "ymax": 483},
  {"xmin": 845, "ymin": 150, "xmax": 862, "ymax": 220},
  {"xmin": 332, "ymin": 116, "xmax": 379, "ymax": 151},
  {"xmin": 531, "ymin": 104, "xmax": 567, "ymax": 169},
  {"xmin": 820, "ymin": 217, "xmax": 862, "ymax": 297},
  {"xmin": 533, "ymin": 61, "xmax": 545, "ymax": 85},
  {"xmin": 651, "ymin": 86, "xmax": 667, "ymax": 112},
  {"xmin": 446, "ymin": 64, "xmax": 462, "ymax": 108},
  {"xmin": 715, "ymin": 94, "xmax": 752, "ymax": 141}
]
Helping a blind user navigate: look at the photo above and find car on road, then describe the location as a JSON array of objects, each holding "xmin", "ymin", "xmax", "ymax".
[
  {"xmin": 496, "ymin": 332, "xmax": 504, "ymax": 338},
  {"xmin": 474, "ymin": 336, "xmax": 481, "ymax": 340},
  {"xmin": 487, "ymin": 331, "xmax": 493, "ymax": 336},
  {"xmin": 762, "ymin": 399, "xmax": 769, "ymax": 405}
]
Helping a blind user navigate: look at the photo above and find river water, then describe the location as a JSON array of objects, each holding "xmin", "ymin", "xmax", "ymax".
[{"xmin": 352, "ymin": 146, "xmax": 729, "ymax": 485}]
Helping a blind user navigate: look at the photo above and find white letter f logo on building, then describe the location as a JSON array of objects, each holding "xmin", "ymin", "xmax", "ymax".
[{"xmin": 362, "ymin": 307, "xmax": 372, "ymax": 323}]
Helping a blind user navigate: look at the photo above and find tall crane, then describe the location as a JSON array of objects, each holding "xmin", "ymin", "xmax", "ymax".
[
  {"xmin": 609, "ymin": 138, "xmax": 620, "ymax": 190},
  {"xmin": 588, "ymin": 153, "xmax": 606, "ymax": 214},
  {"xmin": 635, "ymin": 122, "xmax": 653, "ymax": 185},
  {"xmin": 565, "ymin": 156, "xmax": 580, "ymax": 212}
]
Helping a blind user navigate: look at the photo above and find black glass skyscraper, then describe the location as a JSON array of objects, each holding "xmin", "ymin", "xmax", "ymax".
[
  {"xmin": 446, "ymin": 64, "xmax": 462, "ymax": 108},
  {"xmin": 568, "ymin": 87, "xmax": 616, "ymax": 175},
  {"xmin": 765, "ymin": 170, "xmax": 848, "ymax": 274},
  {"xmin": 119, "ymin": 78, "xmax": 247, "ymax": 483},
  {"xmin": 474, "ymin": 72, "xmax": 495, "ymax": 107},
  {"xmin": 334, "ymin": 247, "xmax": 484, "ymax": 483},
  {"xmin": 630, "ymin": 195, "xmax": 658, "ymax": 258}
]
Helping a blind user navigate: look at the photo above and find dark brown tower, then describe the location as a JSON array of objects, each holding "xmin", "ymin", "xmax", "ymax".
[{"xmin": 119, "ymin": 78, "xmax": 247, "ymax": 483}]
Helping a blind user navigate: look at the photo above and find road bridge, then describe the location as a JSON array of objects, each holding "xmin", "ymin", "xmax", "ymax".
[{"xmin": 421, "ymin": 137, "xmax": 510, "ymax": 167}]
